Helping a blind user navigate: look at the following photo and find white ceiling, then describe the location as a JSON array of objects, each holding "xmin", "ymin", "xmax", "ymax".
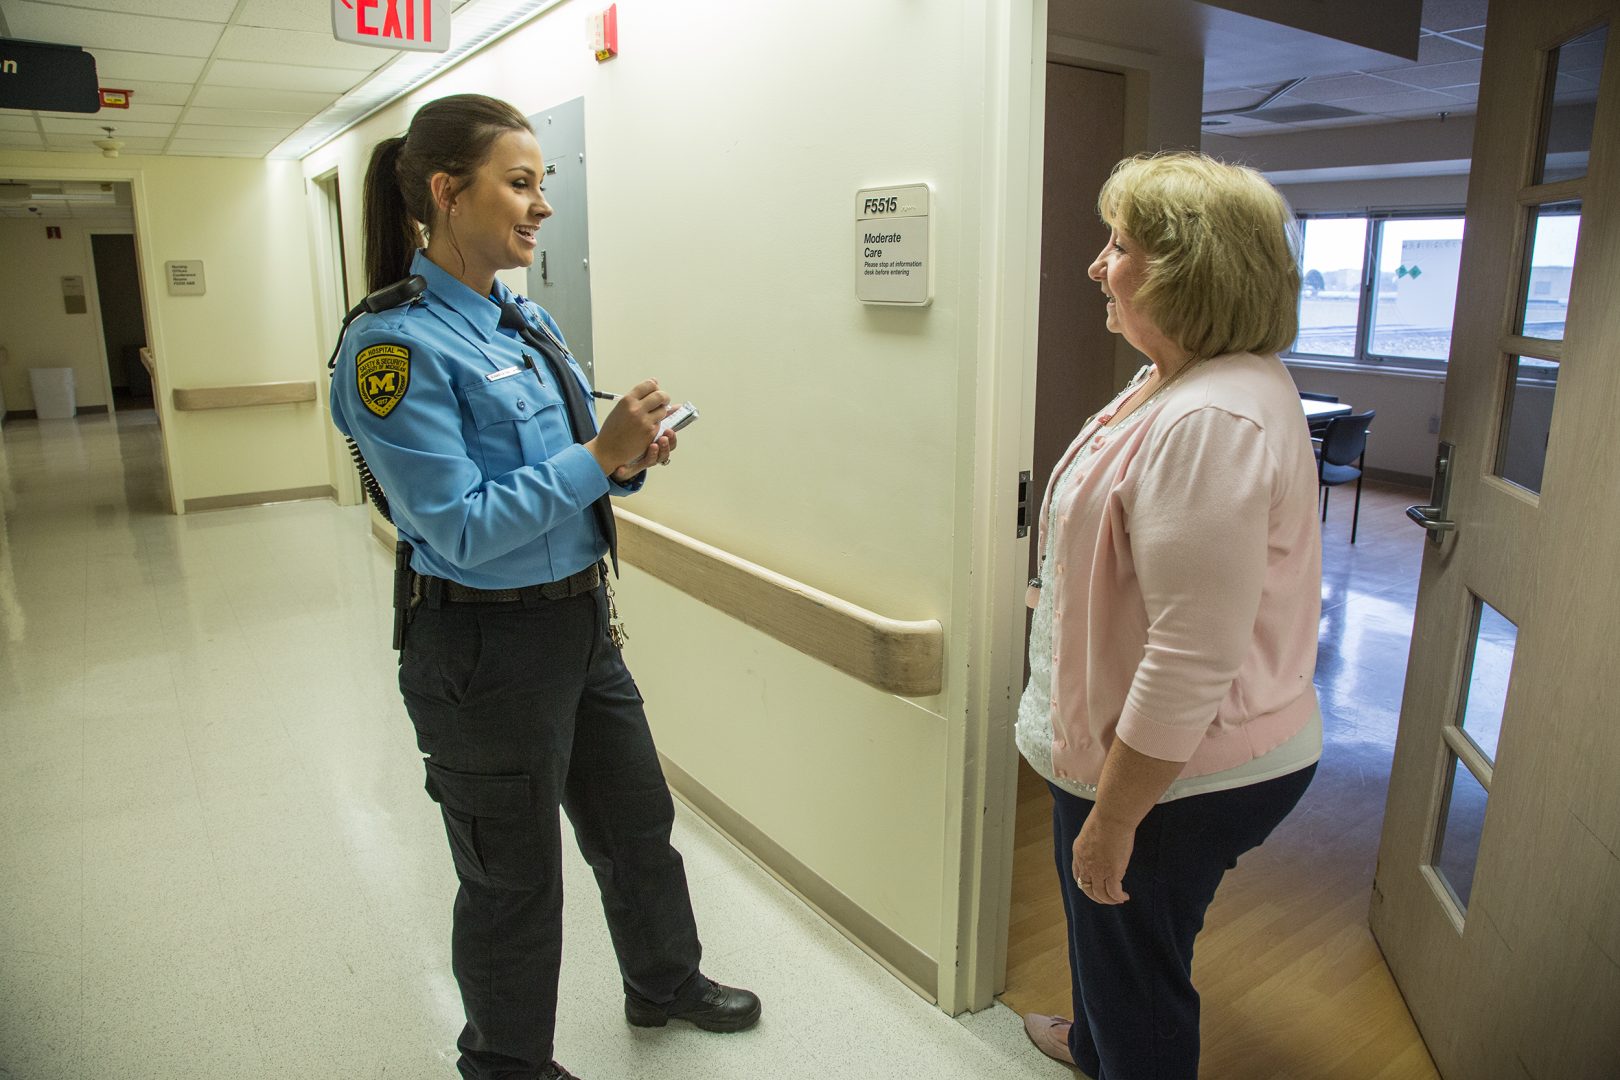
[
  {"xmin": 1202, "ymin": 0, "xmax": 1605, "ymax": 137},
  {"xmin": 0, "ymin": 0, "xmax": 1605, "ymax": 158},
  {"xmin": 0, "ymin": 0, "xmax": 474, "ymax": 158}
]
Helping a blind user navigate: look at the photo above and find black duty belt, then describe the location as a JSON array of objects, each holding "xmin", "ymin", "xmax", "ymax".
[{"xmin": 414, "ymin": 562, "xmax": 601, "ymax": 605}]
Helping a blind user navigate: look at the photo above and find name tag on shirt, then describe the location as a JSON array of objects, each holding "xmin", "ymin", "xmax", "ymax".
[{"xmin": 486, "ymin": 365, "xmax": 524, "ymax": 382}]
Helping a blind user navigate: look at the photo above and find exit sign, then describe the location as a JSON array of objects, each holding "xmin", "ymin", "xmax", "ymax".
[{"xmin": 332, "ymin": 0, "xmax": 450, "ymax": 52}]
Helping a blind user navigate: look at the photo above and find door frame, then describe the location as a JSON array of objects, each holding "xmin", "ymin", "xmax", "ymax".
[
  {"xmin": 305, "ymin": 167, "xmax": 361, "ymax": 507},
  {"xmin": 3, "ymin": 164, "xmax": 179, "ymax": 510},
  {"xmin": 963, "ymin": 27, "xmax": 1207, "ymax": 1013}
]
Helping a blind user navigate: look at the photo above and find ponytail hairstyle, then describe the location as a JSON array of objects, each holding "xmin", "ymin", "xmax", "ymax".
[{"xmin": 362, "ymin": 94, "xmax": 533, "ymax": 293}]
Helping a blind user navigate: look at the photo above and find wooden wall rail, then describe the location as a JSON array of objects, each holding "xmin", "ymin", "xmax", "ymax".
[
  {"xmin": 172, "ymin": 381, "xmax": 316, "ymax": 412},
  {"xmin": 615, "ymin": 509, "xmax": 944, "ymax": 697}
]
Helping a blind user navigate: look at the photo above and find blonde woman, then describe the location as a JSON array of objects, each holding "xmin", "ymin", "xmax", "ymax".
[{"xmin": 1017, "ymin": 153, "xmax": 1322, "ymax": 1080}]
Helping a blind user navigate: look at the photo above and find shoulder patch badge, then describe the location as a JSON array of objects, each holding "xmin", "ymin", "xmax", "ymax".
[{"xmin": 356, "ymin": 343, "xmax": 411, "ymax": 418}]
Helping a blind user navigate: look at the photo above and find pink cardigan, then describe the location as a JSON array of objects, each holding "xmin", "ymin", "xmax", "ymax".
[{"xmin": 1029, "ymin": 352, "xmax": 1321, "ymax": 782}]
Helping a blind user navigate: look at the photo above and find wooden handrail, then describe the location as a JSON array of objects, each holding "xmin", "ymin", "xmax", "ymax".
[
  {"xmin": 615, "ymin": 508, "xmax": 944, "ymax": 697},
  {"xmin": 172, "ymin": 381, "xmax": 316, "ymax": 411}
]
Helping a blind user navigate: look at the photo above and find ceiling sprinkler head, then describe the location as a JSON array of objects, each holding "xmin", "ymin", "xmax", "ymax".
[{"xmin": 94, "ymin": 125, "xmax": 124, "ymax": 158}]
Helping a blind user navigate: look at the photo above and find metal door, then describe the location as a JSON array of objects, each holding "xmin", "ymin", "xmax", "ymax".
[{"xmin": 525, "ymin": 98, "xmax": 596, "ymax": 382}]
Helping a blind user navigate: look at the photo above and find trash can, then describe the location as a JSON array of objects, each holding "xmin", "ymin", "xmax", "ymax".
[{"xmin": 29, "ymin": 368, "xmax": 77, "ymax": 419}]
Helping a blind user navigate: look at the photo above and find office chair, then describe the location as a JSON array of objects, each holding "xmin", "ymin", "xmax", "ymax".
[{"xmin": 1317, "ymin": 410, "xmax": 1376, "ymax": 543}]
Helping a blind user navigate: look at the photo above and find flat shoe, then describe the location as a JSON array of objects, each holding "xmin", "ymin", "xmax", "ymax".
[{"xmin": 1022, "ymin": 1012, "xmax": 1094, "ymax": 1077}]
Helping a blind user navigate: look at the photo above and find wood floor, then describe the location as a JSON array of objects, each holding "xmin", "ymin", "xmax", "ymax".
[{"xmin": 999, "ymin": 480, "xmax": 1442, "ymax": 1079}]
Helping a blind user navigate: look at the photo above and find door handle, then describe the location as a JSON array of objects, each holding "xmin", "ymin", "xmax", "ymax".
[
  {"xmin": 1016, "ymin": 470, "xmax": 1032, "ymax": 538},
  {"xmin": 1406, "ymin": 440, "xmax": 1455, "ymax": 547}
]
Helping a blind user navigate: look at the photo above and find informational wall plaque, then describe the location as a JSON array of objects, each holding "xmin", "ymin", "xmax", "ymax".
[
  {"xmin": 0, "ymin": 39, "xmax": 100, "ymax": 113},
  {"xmin": 166, "ymin": 261, "xmax": 206, "ymax": 296},
  {"xmin": 855, "ymin": 184, "xmax": 931, "ymax": 306},
  {"xmin": 62, "ymin": 275, "xmax": 88, "ymax": 315}
]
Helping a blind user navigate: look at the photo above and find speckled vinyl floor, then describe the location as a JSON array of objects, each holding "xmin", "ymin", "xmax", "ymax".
[{"xmin": 0, "ymin": 411, "xmax": 1065, "ymax": 1080}]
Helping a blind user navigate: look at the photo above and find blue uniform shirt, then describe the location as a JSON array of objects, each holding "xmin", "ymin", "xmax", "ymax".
[{"xmin": 332, "ymin": 249, "xmax": 642, "ymax": 588}]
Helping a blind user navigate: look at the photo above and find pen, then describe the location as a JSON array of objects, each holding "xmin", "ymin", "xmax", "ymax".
[{"xmin": 592, "ymin": 390, "xmax": 618, "ymax": 401}]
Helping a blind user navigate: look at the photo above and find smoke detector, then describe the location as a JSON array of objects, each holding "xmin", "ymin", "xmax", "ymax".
[{"xmin": 94, "ymin": 126, "xmax": 124, "ymax": 158}]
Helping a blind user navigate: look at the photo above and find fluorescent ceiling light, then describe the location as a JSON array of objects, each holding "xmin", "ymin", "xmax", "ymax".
[{"xmin": 269, "ymin": 0, "xmax": 566, "ymax": 161}]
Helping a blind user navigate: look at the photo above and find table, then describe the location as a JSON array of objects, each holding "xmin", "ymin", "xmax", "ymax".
[{"xmin": 1302, "ymin": 398, "xmax": 1353, "ymax": 422}]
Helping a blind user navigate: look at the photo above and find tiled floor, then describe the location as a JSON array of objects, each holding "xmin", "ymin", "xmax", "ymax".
[{"xmin": 0, "ymin": 411, "xmax": 1064, "ymax": 1080}]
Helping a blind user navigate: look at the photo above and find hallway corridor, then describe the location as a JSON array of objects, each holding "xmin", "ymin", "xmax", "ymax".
[{"xmin": 0, "ymin": 413, "xmax": 1055, "ymax": 1080}]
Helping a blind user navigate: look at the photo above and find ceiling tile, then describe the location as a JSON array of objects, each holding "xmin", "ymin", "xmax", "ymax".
[
  {"xmin": 113, "ymin": 103, "xmax": 186, "ymax": 125},
  {"xmin": 1204, "ymin": 88, "xmax": 1274, "ymax": 112},
  {"xmin": 41, "ymin": 131, "xmax": 162, "ymax": 149},
  {"xmin": 85, "ymin": 50, "xmax": 208, "ymax": 84},
  {"xmin": 3, "ymin": 1, "xmax": 225, "ymax": 59},
  {"xmin": 39, "ymin": 117, "xmax": 175, "ymax": 137},
  {"xmin": 183, "ymin": 106, "xmax": 313, "ymax": 130},
  {"xmin": 1370, "ymin": 58, "xmax": 1483, "ymax": 89},
  {"xmin": 109, "ymin": 81, "xmax": 196, "ymax": 107},
  {"xmin": 1380, "ymin": 106, "xmax": 1478, "ymax": 123},
  {"xmin": 166, "ymin": 139, "xmax": 276, "ymax": 157},
  {"xmin": 190, "ymin": 85, "xmax": 340, "ymax": 113},
  {"xmin": 0, "ymin": 115, "xmax": 40, "ymax": 132},
  {"xmin": 236, "ymin": 0, "xmax": 332, "ymax": 34},
  {"xmin": 1446, "ymin": 27, "xmax": 1487, "ymax": 48},
  {"xmin": 172, "ymin": 124, "xmax": 291, "ymax": 143},
  {"xmin": 1415, "ymin": 33, "xmax": 1484, "ymax": 65},
  {"xmin": 1286, "ymin": 74, "xmax": 1411, "ymax": 104},
  {"xmin": 0, "ymin": 130, "xmax": 46, "ymax": 148},
  {"xmin": 216, "ymin": 24, "xmax": 395, "ymax": 70},
  {"xmin": 44, "ymin": 0, "xmax": 241, "ymax": 21},
  {"xmin": 1420, "ymin": 0, "xmax": 1489, "ymax": 33},
  {"xmin": 1335, "ymin": 88, "xmax": 1466, "ymax": 116},
  {"xmin": 204, "ymin": 59, "xmax": 373, "ymax": 94}
]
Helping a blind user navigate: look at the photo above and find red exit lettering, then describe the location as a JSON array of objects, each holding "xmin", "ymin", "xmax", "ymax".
[
  {"xmin": 353, "ymin": 0, "xmax": 431, "ymax": 42},
  {"xmin": 334, "ymin": 0, "xmax": 447, "ymax": 53}
]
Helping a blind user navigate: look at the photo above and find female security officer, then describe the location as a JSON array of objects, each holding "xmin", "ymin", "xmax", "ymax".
[{"xmin": 331, "ymin": 94, "xmax": 760, "ymax": 1080}]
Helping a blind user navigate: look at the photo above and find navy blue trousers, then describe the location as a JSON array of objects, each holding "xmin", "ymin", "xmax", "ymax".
[
  {"xmin": 401, "ymin": 584, "xmax": 703, "ymax": 1080},
  {"xmin": 1049, "ymin": 764, "xmax": 1316, "ymax": 1080}
]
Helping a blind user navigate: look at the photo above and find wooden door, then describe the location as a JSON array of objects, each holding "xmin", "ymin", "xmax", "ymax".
[{"xmin": 1370, "ymin": 2, "xmax": 1620, "ymax": 1076}]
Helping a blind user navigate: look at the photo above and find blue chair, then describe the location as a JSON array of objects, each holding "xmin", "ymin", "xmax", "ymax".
[{"xmin": 1317, "ymin": 410, "xmax": 1375, "ymax": 543}]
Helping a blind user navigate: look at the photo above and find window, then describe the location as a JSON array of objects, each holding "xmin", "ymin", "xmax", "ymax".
[{"xmin": 1291, "ymin": 211, "xmax": 1467, "ymax": 371}]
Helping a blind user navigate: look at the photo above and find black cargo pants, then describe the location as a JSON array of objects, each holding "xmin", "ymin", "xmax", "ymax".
[{"xmin": 400, "ymin": 582, "xmax": 704, "ymax": 1080}]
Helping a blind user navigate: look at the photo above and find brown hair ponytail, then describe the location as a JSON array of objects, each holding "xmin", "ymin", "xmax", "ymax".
[
  {"xmin": 360, "ymin": 95, "xmax": 532, "ymax": 294},
  {"xmin": 362, "ymin": 135, "xmax": 413, "ymax": 294}
]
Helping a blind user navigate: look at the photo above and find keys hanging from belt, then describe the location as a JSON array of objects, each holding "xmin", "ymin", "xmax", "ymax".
[{"xmin": 604, "ymin": 573, "xmax": 628, "ymax": 650}]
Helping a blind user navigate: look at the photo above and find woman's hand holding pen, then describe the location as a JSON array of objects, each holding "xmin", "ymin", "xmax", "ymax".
[{"xmin": 586, "ymin": 378, "xmax": 675, "ymax": 479}]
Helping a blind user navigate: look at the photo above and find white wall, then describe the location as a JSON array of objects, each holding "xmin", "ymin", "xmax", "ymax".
[
  {"xmin": 0, "ymin": 152, "xmax": 328, "ymax": 507},
  {"xmin": 0, "ymin": 220, "xmax": 110, "ymax": 413}
]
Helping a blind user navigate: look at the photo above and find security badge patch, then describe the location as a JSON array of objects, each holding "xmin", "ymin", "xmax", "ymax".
[{"xmin": 356, "ymin": 343, "xmax": 410, "ymax": 418}]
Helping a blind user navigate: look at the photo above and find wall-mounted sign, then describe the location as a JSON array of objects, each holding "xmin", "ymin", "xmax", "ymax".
[
  {"xmin": 166, "ymin": 261, "xmax": 206, "ymax": 296},
  {"xmin": 0, "ymin": 38, "xmax": 101, "ymax": 113},
  {"xmin": 99, "ymin": 88, "xmax": 132, "ymax": 109},
  {"xmin": 62, "ymin": 275, "xmax": 88, "ymax": 315},
  {"xmin": 855, "ymin": 184, "xmax": 931, "ymax": 306},
  {"xmin": 332, "ymin": 0, "xmax": 450, "ymax": 53}
]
